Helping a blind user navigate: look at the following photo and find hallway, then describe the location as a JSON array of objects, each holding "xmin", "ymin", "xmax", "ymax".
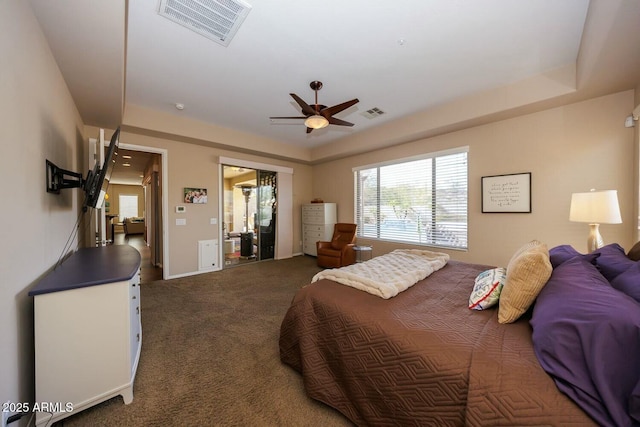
[{"xmin": 113, "ymin": 233, "xmax": 163, "ymax": 283}]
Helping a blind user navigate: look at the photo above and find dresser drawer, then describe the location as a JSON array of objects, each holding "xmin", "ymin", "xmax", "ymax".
[
  {"xmin": 303, "ymin": 224, "xmax": 324, "ymax": 233},
  {"xmin": 303, "ymin": 241, "xmax": 317, "ymax": 256},
  {"xmin": 302, "ymin": 203, "xmax": 336, "ymax": 224},
  {"xmin": 302, "ymin": 212, "xmax": 323, "ymax": 224}
]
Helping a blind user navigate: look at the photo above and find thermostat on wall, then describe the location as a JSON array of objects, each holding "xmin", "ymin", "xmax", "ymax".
[{"xmin": 176, "ymin": 206, "xmax": 186, "ymax": 213}]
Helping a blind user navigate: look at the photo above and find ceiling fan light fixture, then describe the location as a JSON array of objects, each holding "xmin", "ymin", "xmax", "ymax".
[{"xmin": 305, "ymin": 115, "xmax": 329, "ymax": 129}]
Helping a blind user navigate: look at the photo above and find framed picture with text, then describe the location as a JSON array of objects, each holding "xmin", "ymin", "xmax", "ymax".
[{"xmin": 481, "ymin": 172, "xmax": 531, "ymax": 213}]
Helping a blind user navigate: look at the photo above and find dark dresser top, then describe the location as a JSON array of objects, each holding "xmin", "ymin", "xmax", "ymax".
[{"xmin": 29, "ymin": 245, "xmax": 141, "ymax": 296}]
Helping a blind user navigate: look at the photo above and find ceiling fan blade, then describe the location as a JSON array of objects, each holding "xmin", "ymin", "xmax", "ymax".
[
  {"xmin": 269, "ymin": 116, "xmax": 307, "ymax": 119},
  {"xmin": 322, "ymin": 98, "xmax": 359, "ymax": 117},
  {"xmin": 306, "ymin": 127, "xmax": 313, "ymax": 134},
  {"xmin": 327, "ymin": 116, "xmax": 354, "ymax": 127},
  {"xmin": 290, "ymin": 93, "xmax": 317, "ymax": 116}
]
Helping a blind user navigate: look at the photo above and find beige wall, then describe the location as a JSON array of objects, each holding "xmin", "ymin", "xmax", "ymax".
[
  {"xmin": 313, "ymin": 90, "xmax": 636, "ymax": 267},
  {"xmin": 119, "ymin": 131, "xmax": 313, "ymax": 277},
  {"xmin": 0, "ymin": 0, "xmax": 86, "ymax": 408}
]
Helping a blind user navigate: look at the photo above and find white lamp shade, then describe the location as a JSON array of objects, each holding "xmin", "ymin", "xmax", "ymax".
[
  {"xmin": 569, "ymin": 190, "xmax": 622, "ymax": 224},
  {"xmin": 304, "ymin": 115, "xmax": 329, "ymax": 129}
]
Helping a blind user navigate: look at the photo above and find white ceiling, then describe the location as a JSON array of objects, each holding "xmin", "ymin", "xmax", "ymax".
[
  {"xmin": 29, "ymin": 0, "xmax": 640, "ymax": 166},
  {"xmin": 125, "ymin": 0, "xmax": 590, "ymax": 149}
]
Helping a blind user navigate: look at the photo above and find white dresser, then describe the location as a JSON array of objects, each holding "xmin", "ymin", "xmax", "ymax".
[
  {"xmin": 29, "ymin": 245, "xmax": 142, "ymax": 427},
  {"xmin": 302, "ymin": 203, "xmax": 337, "ymax": 256}
]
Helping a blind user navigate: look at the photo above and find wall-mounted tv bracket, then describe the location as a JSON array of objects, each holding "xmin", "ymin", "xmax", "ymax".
[{"xmin": 46, "ymin": 159, "xmax": 85, "ymax": 194}]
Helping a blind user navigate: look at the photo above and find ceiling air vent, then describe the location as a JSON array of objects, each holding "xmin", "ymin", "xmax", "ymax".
[
  {"xmin": 361, "ymin": 107, "xmax": 386, "ymax": 119},
  {"xmin": 158, "ymin": 0, "xmax": 252, "ymax": 47}
]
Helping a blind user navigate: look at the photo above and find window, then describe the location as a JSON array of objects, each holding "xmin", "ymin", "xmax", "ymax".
[
  {"xmin": 354, "ymin": 147, "xmax": 468, "ymax": 249},
  {"xmin": 119, "ymin": 195, "xmax": 139, "ymax": 221}
]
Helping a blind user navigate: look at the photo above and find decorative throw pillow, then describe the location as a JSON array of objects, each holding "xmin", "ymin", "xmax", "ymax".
[
  {"xmin": 498, "ymin": 240, "xmax": 552, "ymax": 324},
  {"xmin": 593, "ymin": 243, "xmax": 635, "ymax": 282},
  {"xmin": 628, "ymin": 241, "xmax": 640, "ymax": 262},
  {"xmin": 469, "ymin": 268, "xmax": 506, "ymax": 310}
]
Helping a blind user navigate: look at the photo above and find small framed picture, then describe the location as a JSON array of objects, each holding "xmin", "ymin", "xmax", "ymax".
[
  {"xmin": 481, "ymin": 172, "xmax": 531, "ymax": 213},
  {"xmin": 184, "ymin": 187, "xmax": 208, "ymax": 204}
]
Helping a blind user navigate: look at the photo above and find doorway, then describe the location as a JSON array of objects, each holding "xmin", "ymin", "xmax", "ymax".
[
  {"xmin": 108, "ymin": 143, "xmax": 167, "ymax": 281},
  {"xmin": 222, "ymin": 165, "xmax": 277, "ymax": 268}
]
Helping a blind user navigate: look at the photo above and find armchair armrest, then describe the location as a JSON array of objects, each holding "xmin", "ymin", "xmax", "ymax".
[
  {"xmin": 341, "ymin": 244, "xmax": 356, "ymax": 266},
  {"xmin": 317, "ymin": 240, "xmax": 333, "ymax": 250}
]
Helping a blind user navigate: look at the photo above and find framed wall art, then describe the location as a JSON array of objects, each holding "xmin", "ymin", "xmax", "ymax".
[
  {"xmin": 184, "ymin": 187, "xmax": 208, "ymax": 204},
  {"xmin": 481, "ymin": 172, "xmax": 531, "ymax": 213}
]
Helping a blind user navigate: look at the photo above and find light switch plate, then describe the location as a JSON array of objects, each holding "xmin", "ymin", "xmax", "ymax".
[
  {"xmin": 176, "ymin": 218, "xmax": 186, "ymax": 226},
  {"xmin": 210, "ymin": 218, "xmax": 217, "ymax": 225}
]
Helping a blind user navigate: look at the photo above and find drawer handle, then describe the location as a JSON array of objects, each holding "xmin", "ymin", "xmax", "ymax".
[
  {"xmin": 137, "ymin": 307, "xmax": 140, "ymax": 315},
  {"xmin": 132, "ymin": 295, "xmax": 137, "ymax": 300}
]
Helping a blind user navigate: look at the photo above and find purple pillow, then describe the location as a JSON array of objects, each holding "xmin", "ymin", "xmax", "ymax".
[
  {"xmin": 593, "ymin": 243, "xmax": 635, "ymax": 282},
  {"xmin": 548, "ymin": 245, "xmax": 581, "ymax": 268},
  {"xmin": 548, "ymin": 245, "xmax": 598, "ymax": 269},
  {"xmin": 531, "ymin": 256, "xmax": 640, "ymax": 427},
  {"xmin": 611, "ymin": 262, "xmax": 640, "ymax": 304}
]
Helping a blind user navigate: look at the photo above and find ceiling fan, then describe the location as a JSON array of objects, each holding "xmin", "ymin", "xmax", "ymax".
[{"xmin": 270, "ymin": 81, "xmax": 359, "ymax": 134}]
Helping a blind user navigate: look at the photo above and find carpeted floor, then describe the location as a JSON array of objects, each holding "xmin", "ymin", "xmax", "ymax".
[{"xmin": 53, "ymin": 256, "xmax": 353, "ymax": 427}]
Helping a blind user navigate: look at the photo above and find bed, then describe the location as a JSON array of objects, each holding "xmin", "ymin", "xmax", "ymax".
[{"xmin": 280, "ymin": 243, "xmax": 640, "ymax": 426}]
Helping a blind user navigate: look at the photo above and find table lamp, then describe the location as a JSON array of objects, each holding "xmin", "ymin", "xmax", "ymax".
[{"xmin": 569, "ymin": 189, "xmax": 622, "ymax": 252}]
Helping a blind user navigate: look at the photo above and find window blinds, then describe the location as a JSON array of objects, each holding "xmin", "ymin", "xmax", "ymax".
[{"xmin": 354, "ymin": 148, "xmax": 468, "ymax": 249}]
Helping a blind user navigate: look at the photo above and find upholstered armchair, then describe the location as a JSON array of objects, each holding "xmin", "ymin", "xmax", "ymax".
[{"xmin": 316, "ymin": 223, "xmax": 357, "ymax": 268}]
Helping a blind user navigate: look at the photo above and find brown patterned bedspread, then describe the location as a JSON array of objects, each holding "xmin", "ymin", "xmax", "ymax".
[{"xmin": 279, "ymin": 260, "xmax": 595, "ymax": 426}]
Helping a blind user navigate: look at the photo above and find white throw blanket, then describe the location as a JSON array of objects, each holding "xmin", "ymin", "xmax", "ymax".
[{"xmin": 311, "ymin": 249, "xmax": 450, "ymax": 299}]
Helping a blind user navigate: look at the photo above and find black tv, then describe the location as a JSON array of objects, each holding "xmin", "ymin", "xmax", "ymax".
[{"xmin": 82, "ymin": 127, "xmax": 120, "ymax": 211}]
